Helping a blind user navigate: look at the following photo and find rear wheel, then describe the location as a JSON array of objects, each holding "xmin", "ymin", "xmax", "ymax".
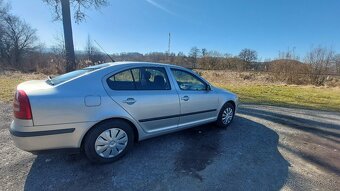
[
  {"xmin": 83, "ymin": 120, "xmax": 134, "ymax": 163},
  {"xmin": 216, "ymin": 102, "xmax": 235, "ymax": 128}
]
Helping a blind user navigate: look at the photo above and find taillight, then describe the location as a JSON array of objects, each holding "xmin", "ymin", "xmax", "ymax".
[{"xmin": 13, "ymin": 90, "xmax": 32, "ymax": 120}]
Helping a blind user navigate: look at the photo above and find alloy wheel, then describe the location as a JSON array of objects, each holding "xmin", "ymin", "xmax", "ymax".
[{"xmin": 222, "ymin": 107, "xmax": 233, "ymax": 125}]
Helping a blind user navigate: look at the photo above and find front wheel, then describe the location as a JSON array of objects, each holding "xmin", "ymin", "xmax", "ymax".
[
  {"xmin": 216, "ymin": 102, "xmax": 235, "ymax": 128},
  {"xmin": 83, "ymin": 120, "xmax": 134, "ymax": 163}
]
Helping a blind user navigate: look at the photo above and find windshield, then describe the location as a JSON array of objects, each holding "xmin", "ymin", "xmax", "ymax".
[{"xmin": 47, "ymin": 63, "xmax": 110, "ymax": 85}]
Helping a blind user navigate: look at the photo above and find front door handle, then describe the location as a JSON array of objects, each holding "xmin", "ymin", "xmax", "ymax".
[
  {"xmin": 122, "ymin": 98, "xmax": 136, "ymax": 105},
  {"xmin": 181, "ymin": 96, "xmax": 190, "ymax": 101}
]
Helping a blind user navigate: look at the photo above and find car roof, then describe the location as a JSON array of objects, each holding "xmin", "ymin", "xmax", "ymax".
[
  {"xmin": 91, "ymin": 61, "xmax": 187, "ymax": 70},
  {"xmin": 100, "ymin": 61, "xmax": 210, "ymax": 84},
  {"xmin": 52, "ymin": 62, "xmax": 195, "ymax": 87}
]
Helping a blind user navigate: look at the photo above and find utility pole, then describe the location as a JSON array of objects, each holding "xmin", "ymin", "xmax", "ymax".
[
  {"xmin": 167, "ymin": 32, "xmax": 171, "ymax": 62},
  {"xmin": 168, "ymin": 33, "xmax": 171, "ymax": 55},
  {"xmin": 61, "ymin": 0, "xmax": 76, "ymax": 72},
  {"xmin": 168, "ymin": 33, "xmax": 171, "ymax": 54}
]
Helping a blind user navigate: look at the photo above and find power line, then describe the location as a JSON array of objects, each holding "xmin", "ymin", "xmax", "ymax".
[{"xmin": 168, "ymin": 32, "xmax": 171, "ymax": 54}]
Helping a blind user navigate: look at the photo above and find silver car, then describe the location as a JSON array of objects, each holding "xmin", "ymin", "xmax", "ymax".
[{"xmin": 10, "ymin": 62, "xmax": 238, "ymax": 163}]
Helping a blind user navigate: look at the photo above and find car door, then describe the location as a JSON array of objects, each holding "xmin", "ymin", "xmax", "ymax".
[
  {"xmin": 170, "ymin": 68, "xmax": 219, "ymax": 128},
  {"xmin": 105, "ymin": 66, "xmax": 180, "ymax": 133}
]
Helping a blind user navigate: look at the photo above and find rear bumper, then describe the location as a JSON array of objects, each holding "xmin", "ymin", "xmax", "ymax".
[{"xmin": 10, "ymin": 120, "xmax": 96, "ymax": 152}]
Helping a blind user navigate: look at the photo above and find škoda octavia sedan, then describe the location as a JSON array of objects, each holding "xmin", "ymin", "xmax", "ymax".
[{"xmin": 10, "ymin": 62, "xmax": 238, "ymax": 163}]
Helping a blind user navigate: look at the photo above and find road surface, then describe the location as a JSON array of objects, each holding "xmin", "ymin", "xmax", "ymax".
[{"xmin": 0, "ymin": 102, "xmax": 339, "ymax": 190}]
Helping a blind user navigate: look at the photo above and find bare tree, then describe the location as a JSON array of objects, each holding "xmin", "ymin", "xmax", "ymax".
[
  {"xmin": 202, "ymin": 50, "xmax": 223, "ymax": 69},
  {"xmin": 0, "ymin": 0, "xmax": 9, "ymax": 66},
  {"xmin": 82, "ymin": 34, "xmax": 105, "ymax": 66},
  {"xmin": 237, "ymin": 48, "xmax": 257, "ymax": 71},
  {"xmin": 0, "ymin": 0, "xmax": 9, "ymax": 18},
  {"xmin": 47, "ymin": 33, "xmax": 66, "ymax": 73},
  {"xmin": 0, "ymin": 14, "xmax": 37, "ymax": 68},
  {"xmin": 224, "ymin": 53, "xmax": 232, "ymax": 58},
  {"xmin": 335, "ymin": 54, "xmax": 340, "ymax": 75},
  {"xmin": 201, "ymin": 48, "xmax": 207, "ymax": 57},
  {"xmin": 278, "ymin": 47, "xmax": 299, "ymax": 60},
  {"xmin": 42, "ymin": 0, "xmax": 108, "ymax": 72},
  {"xmin": 189, "ymin": 46, "xmax": 200, "ymax": 69},
  {"xmin": 305, "ymin": 46, "xmax": 334, "ymax": 86},
  {"xmin": 238, "ymin": 48, "xmax": 257, "ymax": 63},
  {"xmin": 85, "ymin": 35, "xmax": 98, "ymax": 60},
  {"xmin": 173, "ymin": 51, "xmax": 189, "ymax": 67}
]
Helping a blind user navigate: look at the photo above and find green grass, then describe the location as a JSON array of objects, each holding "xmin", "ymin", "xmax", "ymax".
[
  {"xmin": 215, "ymin": 83, "xmax": 340, "ymax": 112},
  {"xmin": 1, "ymin": 73, "xmax": 340, "ymax": 112}
]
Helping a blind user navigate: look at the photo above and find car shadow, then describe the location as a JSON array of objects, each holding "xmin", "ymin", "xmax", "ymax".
[
  {"xmin": 238, "ymin": 107, "xmax": 340, "ymax": 175},
  {"xmin": 24, "ymin": 116, "xmax": 289, "ymax": 191}
]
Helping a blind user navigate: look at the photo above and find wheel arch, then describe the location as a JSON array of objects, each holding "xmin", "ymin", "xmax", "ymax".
[
  {"xmin": 226, "ymin": 100, "xmax": 236, "ymax": 111},
  {"xmin": 80, "ymin": 117, "xmax": 140, "ymax": 150},
  {"xmin": 219, "ymin": 98, "xmax": 236, "ymax": 110},
  {"xmin": 218, "ymin": 99, "xmax": 237, "ymax": 116}
]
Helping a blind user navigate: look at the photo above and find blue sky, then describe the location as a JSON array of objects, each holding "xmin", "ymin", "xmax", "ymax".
[{"xmin": 8, "ymin": 0, "xmax": 340, "ymax": 59}]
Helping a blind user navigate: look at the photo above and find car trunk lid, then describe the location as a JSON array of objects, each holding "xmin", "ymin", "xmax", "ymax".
[{"xmin": 17, "ymin": 80, "xmax": 52, "ymax": 93}]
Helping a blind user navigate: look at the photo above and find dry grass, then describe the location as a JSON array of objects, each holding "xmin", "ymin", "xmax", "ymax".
[
  {"xmin": 0, "ymin": 71, "xmax": 45, "ymax": 102},
  {"xmin": 196, "ymin": 70, "xmax": 277, "ymax": 86}
]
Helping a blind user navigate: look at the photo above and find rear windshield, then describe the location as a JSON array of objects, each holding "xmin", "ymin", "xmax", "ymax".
[{"xmin": 47, "ymin": 63, "xmax": 110, "ymax": 85}]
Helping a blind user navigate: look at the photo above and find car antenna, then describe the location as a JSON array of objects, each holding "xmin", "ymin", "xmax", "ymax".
[{"xmin": 94, "ymin": 39, "xmax": 115, "ymax": 62}]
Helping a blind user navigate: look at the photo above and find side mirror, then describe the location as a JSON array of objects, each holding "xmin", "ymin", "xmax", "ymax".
[{"xmin": 206, "ymin": 85, "xmax": 212, "ymax": 91}]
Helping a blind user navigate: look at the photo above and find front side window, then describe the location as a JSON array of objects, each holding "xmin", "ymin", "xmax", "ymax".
[
  {"xmin": 171, "ymin": 69, "xmax": 207, "ymax": 91},
  {"xmin": 107, "ymin": 67, "xmax": 170, "ymax": 90}
]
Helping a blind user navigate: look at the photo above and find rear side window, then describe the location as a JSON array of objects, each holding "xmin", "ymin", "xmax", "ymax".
[
  {"xmin": 107, "ymin": 67, "xmax": 171, "ymax": 90},
  {"xmin": 107, "ymin": 70, "xmax": 135, "ymax": 90},
  {"xmin": 48, "ymin": 69, "xmax": 90, "ymax": 85},
  {"xmin": 47, "ymin": 64, "xmax": 110, "ymax": 85}
]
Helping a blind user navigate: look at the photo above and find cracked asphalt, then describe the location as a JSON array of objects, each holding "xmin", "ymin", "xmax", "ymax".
[{"xmin": 0, "ymin": 101, "xmax": 339, "ymax": 191}]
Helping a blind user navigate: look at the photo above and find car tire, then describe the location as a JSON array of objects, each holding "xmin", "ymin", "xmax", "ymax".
[
  {"xmin": 83, "ymin": 119, "xmax": 134, "ymax": 163},
  {"xmin": 216, "ymin": 102, "xmax": 235, "ymax": 128}
]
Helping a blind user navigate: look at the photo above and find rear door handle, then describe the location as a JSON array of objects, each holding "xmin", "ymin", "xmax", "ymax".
[
  {"xmin": 181, "ymin": 96, "xmax": 190, "ymax": 101},
  {"xmin": 122, "ymin": 98, "xmax": 136, "ymax": 105}
]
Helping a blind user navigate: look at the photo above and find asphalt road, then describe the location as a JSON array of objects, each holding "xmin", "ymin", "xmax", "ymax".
[{"xmin": 0, "ymin": 102, "xmax": 339, "ymax": 191}]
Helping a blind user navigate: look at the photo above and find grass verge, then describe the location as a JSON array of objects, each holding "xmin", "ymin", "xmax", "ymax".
[{"xmin": 215, "ymin": 83, "xmax": 340, "ymax": 112}]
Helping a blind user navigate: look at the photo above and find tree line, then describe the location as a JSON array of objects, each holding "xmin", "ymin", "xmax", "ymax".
[{"xmin": 0, "ymin": 0, "xmax": 339, "ymax": 86}]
